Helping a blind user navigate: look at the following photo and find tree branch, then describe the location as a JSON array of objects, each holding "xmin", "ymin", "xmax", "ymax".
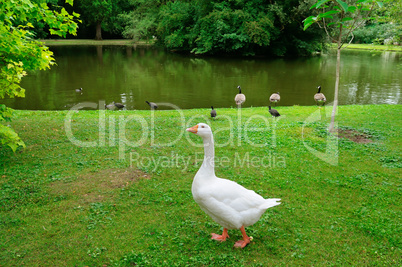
[
  {"xmin": 320, "ymin": 6, "xmax": 337, "ymax": 43},
  {"xmin": 343, "ymin": 2, "xmax": 376, "ymax": 46}
]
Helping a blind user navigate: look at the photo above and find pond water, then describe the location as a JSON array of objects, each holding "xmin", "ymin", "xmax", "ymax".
[{"xmin": 3, "ymin": 45, "xmax": 402, "ymax": 110}]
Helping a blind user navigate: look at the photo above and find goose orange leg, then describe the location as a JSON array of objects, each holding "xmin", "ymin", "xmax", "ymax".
[
  {"xmin": 211, "ymin": 228, "xmax": 229, "ymax": 242},
  {"xmin": 234, "ymin": 226, "xmax": 251, "ymax": 248}
]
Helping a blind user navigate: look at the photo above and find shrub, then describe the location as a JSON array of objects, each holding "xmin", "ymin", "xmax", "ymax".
[{"xmin": 353, "ymin": 23, "xmax": 401, "ymax": 44}]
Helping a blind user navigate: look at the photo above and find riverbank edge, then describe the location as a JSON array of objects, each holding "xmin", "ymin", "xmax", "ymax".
[
  {"xmin": 329, "ymin": 43, "xmax": 402, "ymax": 52},
  {"xmin": 40, "ymin": 39, "xmax": 402, "ymax": 52},
  {"xmin": 40, "ymin": 39, "xmax": 154, "ymax": 46},
  {"xmin": 9, "ymin": 104, "xmax": 401, "ymax": 117}
]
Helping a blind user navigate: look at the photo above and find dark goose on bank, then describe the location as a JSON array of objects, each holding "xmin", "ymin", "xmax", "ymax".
[
  {"xmin": 114, "ymin": 101, "xmax": 125, "ymax": 109},
  {"xmin": 146, "ymin": 101, "xmax": 158, "ymax": 110},
  {"xmin": 269, "ymin": 106, "xmax": 280, "ymax": 117},
  {"xmin": 210, "ymin": 106, "xmax": 217, "ymax": 118}
]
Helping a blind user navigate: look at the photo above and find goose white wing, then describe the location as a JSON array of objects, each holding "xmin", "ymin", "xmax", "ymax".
[{"xmin": 192, "ymin": 177, "xmax": 280, "ymax": 229}]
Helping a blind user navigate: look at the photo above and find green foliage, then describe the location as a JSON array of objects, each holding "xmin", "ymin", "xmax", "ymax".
[
  {"xmin": 0, "ymin": 105, "xmax": 25, "ymax": 152},
  {"xmin": 188, "ymin": 1, "xmax": 285, "ymax": 55},
  {"xmin": 370, "ymin": 0, "xmax": 402, "ymax": 44},
  {"xmin": 192, "ymin": 6, "xmax": 252, "ymax": 54},
  {"xmin": 303, "ymin": 0, "xmax": 383, "ymax": 36},
  {"xmin": 353, "ymin": 23, "xmax": 401, "ymax": 44},
  {"xmin": 79, "ymin": 0, "xmax": 113, "ymax": 25},
  {"xmin": 375, "ymin": 0, "xmax": 402, "ymax": 24},
  {"xmin": 120, "ymin": 0, "xmax": 162, "ymax": 42},
  {"xmin": 157, "ymin": 1, "xmax": 197, "ymax": 50},
  {"xmin": 0, "ymin": 0, "xmax": 79, "ymax": 152},
  {"xmin": 120, "ymin": 13, "xmax": 156, "ymax": 42},
  {"xmin": 117, "ymin": 0, "xmax": 325, "ymax": 56},
  {"xmin": 78, "ymin": 0, "xmax": 133, "ymax": 39}
]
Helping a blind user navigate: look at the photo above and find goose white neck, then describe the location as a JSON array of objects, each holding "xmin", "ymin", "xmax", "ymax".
[{"xmin": 199, "ymin": 133, "xmax": 215, "ymax": 177}]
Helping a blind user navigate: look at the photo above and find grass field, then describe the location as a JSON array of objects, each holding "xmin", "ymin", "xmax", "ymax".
[
  {"xmin": 40, "ymin": 39, "xmax": 402, "ymax": 53},
  {"xmin": 330, "ymin": 43, "xmax": 402, "ymax": 52},
  {"xmin": 41, "ymin": 39, "xmax": 153, "ymax": 46},
  {"xmin": 0, "ymin": 105, "xmax": 401, "ymax": 266}
]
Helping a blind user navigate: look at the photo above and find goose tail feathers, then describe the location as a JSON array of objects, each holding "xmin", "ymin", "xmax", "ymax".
[{"xmin": 260, "ymin": 198, "xmax": 281, "ymax": 209}]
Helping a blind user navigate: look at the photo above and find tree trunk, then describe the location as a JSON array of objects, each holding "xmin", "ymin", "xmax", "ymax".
[
  {"xmin": 329, "ymin": 26, "xmax": 343, "ymax": 133},
  {"xmin": 95, "ymin": 20, "xmax": 102, "ymax": 40}
]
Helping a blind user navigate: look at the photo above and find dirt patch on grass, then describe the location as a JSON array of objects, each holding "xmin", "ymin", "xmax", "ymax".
[
  {"xmin": 336, "ymin": 129, "xmax": 373, "ymax": 143},
  {"xmin": 50, "ymin": 168, "xmax": 150, "ymax": 203},
  {"xmin": 94, "ymin": 168, "xmax": 150, "ymax": 188}
]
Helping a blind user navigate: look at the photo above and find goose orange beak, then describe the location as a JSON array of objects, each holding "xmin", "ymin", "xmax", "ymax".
[{"xmin": 186, "ymin": 125, "xmax": 198, "ymax": 134}]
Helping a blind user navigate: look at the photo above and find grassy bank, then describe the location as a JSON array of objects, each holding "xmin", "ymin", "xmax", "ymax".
[
  {"xmin": 330, "ymin": 43, "xmax": 402, "ymax": 52},
  {"xmin": 1, "ymin": 105, "xmax": 401, "ymax": 266},
  {"xmin": 41, "ymin": 39, "xmax": 402, "ymax": 52},
  {"xmin": 41, "ymin": 39, "xmax": 153, "ymax": 46}
]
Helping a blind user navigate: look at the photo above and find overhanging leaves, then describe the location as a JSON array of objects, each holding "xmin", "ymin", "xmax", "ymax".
[
  {"xmin": 341, "ymin": 17, "xmax": 353, "ymax": 22},
  {"xmin": 319, "ymin": 10, "xmax": 340, "ymax": 19},
  {"xmin": 0, "ymin": 0, "xmax": 79, "ymax": 152},
  {"xmin": 336, "ymin": 0, "xmax": 349, "ymax": 12},
  {"xmin": 313, "ymin": 0, "xmax": 333, "ymax": 9},
  {"xmin": 303, "ymin": 16, "xmax": 317, "ymax": 30}
]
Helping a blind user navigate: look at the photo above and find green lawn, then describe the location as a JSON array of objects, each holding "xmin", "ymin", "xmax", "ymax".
[
  {"xmin": 41, "ymin": 39, "xmax": 153, "ymax": 46},
  {"xmin": 1, "ymin": 105, "xmax": 401, "ymax": 266},
  {"xmin": 40, "ymin": 39, "xmax": 402, "ymax": 53},
  {"xmin": 330, "ymin": 43, "xmax": 402, "ymax": 52}
]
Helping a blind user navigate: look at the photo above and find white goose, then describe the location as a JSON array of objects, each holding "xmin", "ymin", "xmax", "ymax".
[{"xmin": 186, "ymin": 123, "xmax": 281, "ymax": 248}]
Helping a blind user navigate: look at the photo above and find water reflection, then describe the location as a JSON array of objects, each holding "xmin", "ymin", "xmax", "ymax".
[{"xmin": 2, "ymin": 46, "xmax": 401, "ymax": 110}]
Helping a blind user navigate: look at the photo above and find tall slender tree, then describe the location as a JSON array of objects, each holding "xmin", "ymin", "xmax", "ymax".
[{"xmin": 304, "ymin": 0, "xmax": 383, "ymax": 133}]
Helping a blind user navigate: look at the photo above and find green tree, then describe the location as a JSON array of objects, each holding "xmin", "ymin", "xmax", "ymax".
[
  {"xmin": 157, "ymin": 1, "xmax": 198, "ymax": 51},
  {"xmin": 378, "ymin": 0, "xmax": 402, "ymax": 23},
  {"xmin": 120, "ymin": 0, "xmax": 161, "ymax": 42},
  {"xmin": 146, "ymin": 0, "xmax": 325, "ymax": 56},
  {"xmin": 303, "ymin": 0, "xmax": 383, "ymax": 133},
  {"xmin": 373, "ymin": 0, "xmax": 402, "ymax": 44},
  {"xmin": 156, "ymin": 1, "xmax": 281, "ymax": 55},
  {"xmin": 117, "ymin": 0, "xmax": 326, "ymax": 56},
  {"xmin": 79, "ymin": 0, "xmax": 131, "ymax": 40},
  {"xmin": 0, "ymin": 0, "xmax": 79, "ymax": 151}
]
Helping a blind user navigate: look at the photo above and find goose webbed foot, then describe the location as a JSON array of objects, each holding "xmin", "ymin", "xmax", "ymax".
[
  {"xmin": 211, "ymin": 228, "xmax": 229, "ymax": 242},
  {"xmin": 233, "ymin": 226, "xmax": 252, "ymax": 248},
  {"xmin": 234, "ymin": 239, "xmax": 251, "ymax": 248}
]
